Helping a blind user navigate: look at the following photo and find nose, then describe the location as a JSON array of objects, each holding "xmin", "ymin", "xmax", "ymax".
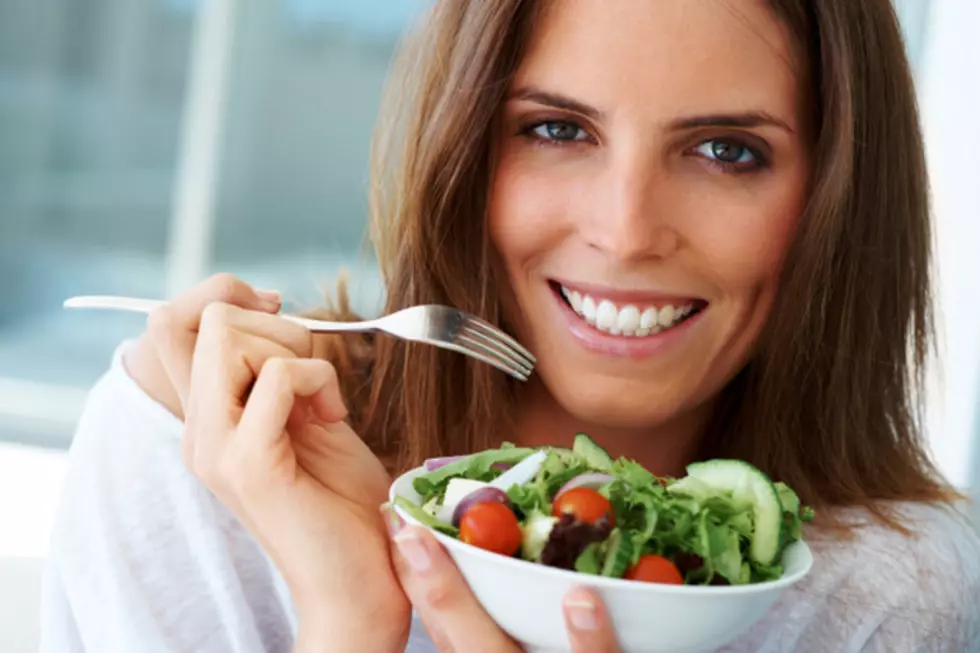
[{"xmin": 582, "ymin": 153, "xmax": 680, "ymax": 263}]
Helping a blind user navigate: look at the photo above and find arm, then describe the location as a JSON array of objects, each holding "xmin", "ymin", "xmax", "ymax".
[
  {"xmin": 39, "ymin": 344, "xmax": 296, "ymax": 653},
  {"xmin": 858, "ymin": 509, "xmax": 980, "ymax": 653},
  {"xmin": 859, "ymin": 583, "xmax": 980, "ymax": 653}
]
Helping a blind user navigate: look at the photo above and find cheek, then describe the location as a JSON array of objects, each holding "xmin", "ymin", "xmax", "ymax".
[
  {"xmin": 681, "ymin": 177, "xmax": 806, "ymax": 390},
  {"xmin": 687, "ymin": 181, "xmax": 804, "ymax": 307},
  {"xmin": 488, "ymin": 153, "xmax": 578, "ymax": 274}
]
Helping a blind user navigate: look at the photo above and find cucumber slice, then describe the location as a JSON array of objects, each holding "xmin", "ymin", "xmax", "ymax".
[
  {"xmin": 573, "ymin": 433, "xmax": 614, "ymax": 472},
  {"xmin": 600, "ymin": 528, "xmax": 633, "ymax": 578},
  {"xmin": 774, "ymin": 482, "xmax": 799, "ymax": 515},
  {"xmin": 685, "ymin": 460, "xmax": 782, "ymax": 565},
  {"xmin": 574, "ymin": 543, "xmax": 602, "ymax": 575},
  {"xmin": 544, "ymin": 446, "xmax": 578, "ymax": 467},
  {"xmin": 666, "ymin": 476, "xmax": 715, "ymax": 502}
]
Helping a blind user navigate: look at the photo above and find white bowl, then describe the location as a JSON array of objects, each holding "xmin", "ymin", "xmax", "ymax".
[{"xmin": 390, "ymin": 465, "xmax": 813, "ymax": 653}]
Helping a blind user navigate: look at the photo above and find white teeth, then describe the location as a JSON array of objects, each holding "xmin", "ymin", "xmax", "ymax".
[
  {"xmin": 640, "ymin": 307, "xmax": 659, "ymax": 330},
  {"xmin": 581, "ymin": 295, "xmax": 597, "ymax": 324},
  {"xmin": 595, "ymin": 300, "xmax": 618, "ymax": 331},
  {"xmin": 616, "ymin": 305, "xmax": 640, "ymax": 335},
  {"xmin": 560, "ymin": 285, "xmax": 698, "ymax": 337}
]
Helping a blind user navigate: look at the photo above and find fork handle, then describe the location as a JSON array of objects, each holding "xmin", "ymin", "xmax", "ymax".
[
  {"xmin": 64, "ymin": 295, "xmax": 165, "ymax": 313},
  {"xmin": 62, "ymin": 295, "xmax": 376, "ymax": 334}
]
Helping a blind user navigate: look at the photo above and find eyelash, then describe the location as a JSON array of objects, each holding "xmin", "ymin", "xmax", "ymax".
[{"xmin": 517, "ymin": 119, "xmax": 770, "ymax": 174}]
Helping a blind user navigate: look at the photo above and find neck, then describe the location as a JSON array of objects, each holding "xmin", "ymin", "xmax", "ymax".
[{"xmin": 511, "ymin": 378, "xmax": 708, "ymax": 478}]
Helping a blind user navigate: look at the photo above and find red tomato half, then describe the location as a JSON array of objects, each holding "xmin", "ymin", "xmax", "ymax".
[
  {"xmin": 624, "ymin": 555, "xmax": 685, "ymax": 585},
  {"xmin": 458, "ymin": 502, "xmax": 522, "ymax": 556},
  {"xmin": 552, "ymin": 488, "xmax": 615, "ymax": 526}
]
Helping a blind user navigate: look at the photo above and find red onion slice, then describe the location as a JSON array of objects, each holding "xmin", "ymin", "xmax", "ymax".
[
  {"xmin": 451, "ymin": 487, "xmax": 512, "ymax": 526},
  {"xmin": 554, "ymin": 473, "xmax": 615, "ymax": 500},
  {"xmin": 423, "ymin": 455, "xmax": 466, "ymax": 471}
]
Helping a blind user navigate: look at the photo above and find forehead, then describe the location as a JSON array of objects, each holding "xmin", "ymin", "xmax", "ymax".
[{"xmin": 516, "ymin": 0, "xmax": 801, "ymax": 127}]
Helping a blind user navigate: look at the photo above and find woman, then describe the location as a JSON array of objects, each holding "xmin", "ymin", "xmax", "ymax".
[{"xmin": 41, "ymin": 1, "xmax": 980, "ymax": 652}]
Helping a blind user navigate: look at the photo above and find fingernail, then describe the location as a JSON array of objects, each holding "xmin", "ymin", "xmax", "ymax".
[
  {"xmin": 565, "ymin": 597, "xmax": 597, "ymax": 631},
  {"xmin": 380, "ymin": 502, "xmax": 404, "ymax": 539},
  {"xmin": 256, "ymin": 288, "xmax": 281, "ymax": 306},
  {"xmin": 394, "ymin": 529, "xmax": 431, "ymax": 572}
]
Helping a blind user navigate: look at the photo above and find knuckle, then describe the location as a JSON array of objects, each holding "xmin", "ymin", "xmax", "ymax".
[
  {"xmin": 420, "ymin": 575, "xmax": 459, "ymax": 612},
  {"xmin": 199, "ymin": 301, "xmax": 234, "ymax": 335},
  {"xmin": 260, "ymin": 356, "xmax": 292, "ymax": 384},
  {"xmin": 206, "ymin": 273, "xmax": 242, "ymax": 302}
]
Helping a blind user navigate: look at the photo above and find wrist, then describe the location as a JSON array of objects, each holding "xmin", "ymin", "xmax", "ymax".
[{"xmin": 295, "ymin": 603, "xmax": 411, "ymax": 653}]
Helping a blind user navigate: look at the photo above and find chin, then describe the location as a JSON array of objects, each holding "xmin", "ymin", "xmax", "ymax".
[{"xmin": 542, "ymin": 374, "xmax": 692, "ymax": 431}]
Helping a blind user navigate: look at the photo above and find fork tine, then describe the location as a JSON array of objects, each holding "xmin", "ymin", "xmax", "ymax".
[
  {"xmin": 433, "ymin": 339, "xmax": 529, "ymax": 381},
  {"xmin": 456, "ymin": 332, "xmax": 533, "ymax": 380},
  {"xmin": 459, "ymin": 315, "xmax": 536, "ymax": 364},
  {"xmin": 459, "ymin": 324, "xmax": 534, "ymax": 376}
]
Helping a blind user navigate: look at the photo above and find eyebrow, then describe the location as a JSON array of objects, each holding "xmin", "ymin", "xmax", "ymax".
[
  {"xmin": 507, "ymin": 86, "xmax": 604, "ymax": 121},
  {"xmin": 507, "ymin": 86, "xmax": 795, "ymax": 134},
  {"xmin": 669, "ymin": 112, "xmax": 795, "ymax": 134}
]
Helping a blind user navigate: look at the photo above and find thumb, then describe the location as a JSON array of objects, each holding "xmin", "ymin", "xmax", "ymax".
[{"xmin": 564, "ymin": 588, "xmax": 621, "ymax": 653}]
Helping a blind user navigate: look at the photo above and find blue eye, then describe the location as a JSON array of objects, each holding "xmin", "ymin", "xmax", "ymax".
[
  {"xmin": 694, "ymin": 139, "xmax": 760, "ymax": 168},
  {"xmin": 529, "ymin": 121, "xmax": 589, "ymax": 143}
]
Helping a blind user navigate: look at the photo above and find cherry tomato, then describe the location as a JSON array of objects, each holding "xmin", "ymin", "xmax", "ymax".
[
  {"xmin": 458, "ymin": 502, "xmax": 522, "ymax": 556},
  {"xmin": 552, "ymin": 488, "xmax": 615, "ymax": 526},
  {"xmin": 624, "ymin": 555, "xmax": 685, "ymax": 584}
]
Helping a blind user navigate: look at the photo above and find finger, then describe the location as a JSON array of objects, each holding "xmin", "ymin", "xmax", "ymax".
[
  {"xmin": 184, "ymin": 328, "xmax": 296, "ymax": 469},
  {"xmin": 563, "ymin": 588, "xmax": 621, "ymax": 653},
  {"xmin": 148, "ymin": 273, "xmax": 281, "ymax": 406},
  {"xmin": 392, "ymin": 526, "xmax": 520, "ymax": 653},
  {"xmin": 239, "ymin": 357, "xmax": 346, "ymax": 448},
  {"xmin": 188, "ymin": 357, "xmax": 331, "ymax": 502},
  {"xmin": 182, "ymin": 329, "xmax": 294, "ymax": 534},
  {"xmin": 192, "ymin": 300, "xmax": 318, "ymax": 406},
  {"xmin": 201, "ymin": 302, "xmax": 314, "ymax": 360},
  {"xmin": 190, "ymin": 302, "xmax": 315, "ymax": 410}
]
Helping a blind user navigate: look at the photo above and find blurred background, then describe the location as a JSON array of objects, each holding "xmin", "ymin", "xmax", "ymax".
[{"xmin": 0, "ymin": 1, "xmax": 977, "ymax": 651}]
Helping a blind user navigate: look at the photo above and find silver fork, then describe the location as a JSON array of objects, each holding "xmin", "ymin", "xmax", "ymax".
[{"xmin": 63, "ymin": 295, "xmax": 535, "ymax": 381}]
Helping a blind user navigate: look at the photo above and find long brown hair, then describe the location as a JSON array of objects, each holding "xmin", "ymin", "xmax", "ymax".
[{"xmin": 315, "ymin": 0, "xmax": 958, "ymax": 526}]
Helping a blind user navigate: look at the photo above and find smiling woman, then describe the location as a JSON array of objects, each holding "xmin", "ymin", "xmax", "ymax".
[
  {"xmin": 488, "ymin": 0, "xmax": 811, "ymax": 458},
  {"xmin": 40, "ymin": 1, "xmax": 980, "ymax": 653}
]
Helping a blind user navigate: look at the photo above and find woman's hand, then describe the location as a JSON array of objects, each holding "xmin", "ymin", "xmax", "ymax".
[
  {"xmin": 386, "ymin": 518, "xmax": 623, "ymax": 653},
  {"xmin": 126, "ymin": 273, "xmax": 284, "ymax": 419},
  {"xmin": 136, "ymin": 275, "xmax": 411, "ymax": 652}
]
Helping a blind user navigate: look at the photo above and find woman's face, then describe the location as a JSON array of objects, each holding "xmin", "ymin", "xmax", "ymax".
[{"xmin": 489, "ymin": 0, "xmax": 809, "ymax": 431}]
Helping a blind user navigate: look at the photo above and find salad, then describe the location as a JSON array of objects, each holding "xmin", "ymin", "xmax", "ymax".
[{"xmin": 395, "ymin": 434, "xmax": 814, "ymax": 586}]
